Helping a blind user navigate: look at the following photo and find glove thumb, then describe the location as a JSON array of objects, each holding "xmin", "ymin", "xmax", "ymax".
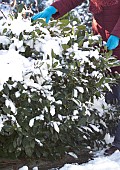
[{"xmin": 46, "ymin": 15, "xmax": 51, "ymax": 23}]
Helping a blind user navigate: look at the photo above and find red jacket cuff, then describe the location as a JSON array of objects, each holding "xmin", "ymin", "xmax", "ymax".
[{"xmin": 50, "ymin": 0, "xmax": 84, "ymax": 19}]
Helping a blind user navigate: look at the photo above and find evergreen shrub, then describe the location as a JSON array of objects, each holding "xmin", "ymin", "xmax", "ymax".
[{"xmin": 0, "ymin": 13, "xmax": 120, "ymax": 160}]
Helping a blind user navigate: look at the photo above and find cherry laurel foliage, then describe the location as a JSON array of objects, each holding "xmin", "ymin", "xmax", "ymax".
[{"xmin": 0, "ymin": 13, "xmax": 120, "ymax": 161}]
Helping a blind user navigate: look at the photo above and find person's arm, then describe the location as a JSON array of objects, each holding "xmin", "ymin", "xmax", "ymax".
[
  {"xmin": 51, "ymin": 0, "xmax": 85, "ymax": 19},
  {"xmin": 106, "ymin": 17, "xmax": 120, "ymax": 50},
  {"xmin": 31, "ymin": 0, "xmax": 85, "ymax": 23},
  {"xmin": 111, "ymin": 17, "xmax": 120, "ymax": 38}
]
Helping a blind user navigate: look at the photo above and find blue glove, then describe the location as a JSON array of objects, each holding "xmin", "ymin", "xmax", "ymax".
[
  {"xmin": 31, "ymin": 6, "xmax": 57, "ymax": 23},
  {"xmin": 106, "ymin": 35, "xmax": 120, "ymax": 50}
]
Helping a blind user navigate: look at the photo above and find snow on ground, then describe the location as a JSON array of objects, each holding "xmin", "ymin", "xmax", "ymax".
[
  {"xmin": 60, "ymin": 151, "xmax": 120, "ymax": 170},
  {"xmin": 19, "ymin": 150, "xmax": 120, "ymax": 170}
]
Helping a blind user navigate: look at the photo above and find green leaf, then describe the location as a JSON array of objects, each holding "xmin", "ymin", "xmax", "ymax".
[
  {"xmin": 62, "ymin": 27, "xmax": 71, "ymax": 32},
  {"xmin": 25, "ymin": 147, "xmax": 33, "ymax": 157},
  {"xmin": 30, "ymin": 140, "xmax": 35, "ymax": 149},
  {"xmin": 17, "ymin": 4, "xmax": 24, "ymax": 13},
  {"xmin": 2, "ymin": 105, "xmax": 11, "ymax": 114},
  {"xmin": 8, "ymin": 143, "xmax": 14, "ymax": 153},
  {"xmin": 3, "ymin": 28, "xmax": 7, "ymax": 34},
  {"xmin": 25, "ymin": 46, "xmax": 32, "ymax": 57},
  {"xmin": 58, "ymin": 19, "xmax": 69, "ymax": 27},
  {"xmin": 78, "ymin": 117, "xmax": 87, "ymax": 126},
  {"xmin": 78, "ymin": 39, "xmax": 84, "ymax": 47},
  {"xmin": 62, "ymin": 44, "xmax": 69, "ymax": 50},
  {"xmin": 17, "ymin": 82, "xmax": 25, "ymax": 91},
  {"xmin": 35, "ymin": 29, "xmax": 41, "ymax": 35},
  {"xmin": 7, "ymin": 79, "xmax": 14, "ymax": 85},
  {"xmin": 96, "ymin": 77, "xmax": 105, "ymax": 87},
  {"xmin": 55, "ymin": 68, "xmax": 70, "ymax": 74},
  {"xmin": 17, "ymin": 136, "xmax": 23, "ymax": 146},
  {"xmin": 53, "ymin": 61, "xmax": 58, "ymax": 68},
  {"xmin": 19, "ymin": 32, "xmax": 23, "ymax": 41},
  {"xmin": 77, "ymin": 25, "xmax": 86, "ymax": 30},
  {"xmin": 13, "ymin": 140, "xmax": 17, "ymax": 148},
  {"xmin": 3, "ymin": 84, "xmax": 9, "ymax": 95},
  {"xmin": 51, "ymin": 49, "xmax": 56, "ymax": 58}
]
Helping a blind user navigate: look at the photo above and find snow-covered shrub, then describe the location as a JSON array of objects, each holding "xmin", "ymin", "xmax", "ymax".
[
  {"xmin": 71, "ymin": 0, "xmax": 92, "ymax": 32},
  {"xmin": 0, "ymin": 13, "xmax": 120, "ymax": 161}
]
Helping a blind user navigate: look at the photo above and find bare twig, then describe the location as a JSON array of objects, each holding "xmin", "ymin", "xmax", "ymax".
[{"xmin": 0, "ymin": 9, "xmax": 7, "ymax": 19}]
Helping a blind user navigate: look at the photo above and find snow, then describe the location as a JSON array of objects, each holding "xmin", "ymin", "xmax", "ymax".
[
  {"xmin": 0, "ymin": 4, "xmax": 119, "ymax": 170},
  {"xmin": 60, "ymin": 151, "xmax": 120, "ymax": 170},
  {"xmin": 19, "ymin": 151, "xmax": 120, "ymax": 170}
]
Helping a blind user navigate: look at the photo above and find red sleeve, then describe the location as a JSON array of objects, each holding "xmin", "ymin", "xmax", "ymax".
[
  {"xmin": 51, "ymin": 0, "xmax": 85, "ymax": 19},
  {"xmin": 111, "ymin": 17, "xmax": 120, "ymax": 38}
]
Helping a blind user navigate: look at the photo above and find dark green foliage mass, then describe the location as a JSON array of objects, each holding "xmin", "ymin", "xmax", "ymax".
[{"xmin": 0, "ymin": 11, "xmax": 119, "ymax": 162}]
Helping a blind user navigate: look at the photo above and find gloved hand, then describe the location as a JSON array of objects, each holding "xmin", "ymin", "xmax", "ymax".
[
  {"xmin": 31, "ymin": 6, "xmax": 57, "ymax": 23},
  {"xmin": 106, "ymin": 35, "xmax": 120, "ymax": 50}
]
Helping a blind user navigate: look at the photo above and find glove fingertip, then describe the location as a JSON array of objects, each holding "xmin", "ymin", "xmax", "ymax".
[
  {"xmin": 46, "ymin": 19, "xmax": 49, "ymax": 24},
  {"xmin": 46, "ymin": 16, "xmax": 50, "ymax": 23},
  {"xmin": 31, "ymin": 16, "xmax": 37, "ymax": 21}
]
